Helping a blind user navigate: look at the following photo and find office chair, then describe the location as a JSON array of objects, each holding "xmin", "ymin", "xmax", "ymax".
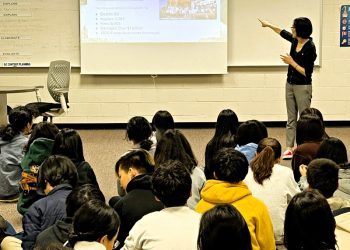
[{"xmin": 26, "ymin": 60, "xmax": 70, "ymax": 122}]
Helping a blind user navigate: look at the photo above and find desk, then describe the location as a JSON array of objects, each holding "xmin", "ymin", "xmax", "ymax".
[{"xmin": 0, "ymin": 86, "xmax": 43, "ymax": 126}]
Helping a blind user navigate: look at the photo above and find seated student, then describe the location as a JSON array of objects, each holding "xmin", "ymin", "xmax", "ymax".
[
  {"xmin": 18, "ymin": 122, "xmax": 60, "ymax": 215},
  {"xmin": 204, "ymin": 109, "xmax": 238, "ymax": 180},
  {"xmin": 302, "ymin": 158, "xmax": 350, "ymax": 211},
  {"xmin": 196, "ymin": 148, "xmax": 275, "ymax": 250},
  {"xmin": 235, "ymin": 120, "xmax": 268, "ymax": 163},
  {"xmin": 22, "ymin": 155, "xmax": 78, "ymax": 250},
  {"xmin": 154, "ymin": 129, "xmax": 206, "ymax": 209},
  {"xmin": 122, "ymin": 160, "xmax": 201, "ymax": 250},
  {"xmin": 35, "ymin": 184, "xmax": 105, "ymax": 248},
  {"xmin": 244, "ymin": 138, "xmax": 300, "ymax": 245},
  {"xmin": 151, "ymin": 110, "xmax": 175, "ymax": 142},
  {"xmin": 284, "ymin": 190, "xmax": 337, "ymax": 250},
  {"xmin": 292, "ymin": 114, "xmax": 324, "ymax": 182},
  {"xmin": 315, "ymin": 137, "xmax": 350, "ymax": 200},
  {"xmin": 52, "ymin": 128, "xmax": 99, "ymax": 187},
  {"xmin": 0, "ymin": 106, "xmax": 34, "ymax": 202},
  {"xmin": 300, "ymin": 107, "xmax": 329, "ymax": 139},
  {"xmin": 197, "ymin": 204, "xmax": 252, "ymax": 250},
  {"xmin": 111, "ymin": 150, "xmax": 164, "ymax": 249},
  {"xmin": 68, "ymin": 200, "xmax": 120, "ymax": 250}
]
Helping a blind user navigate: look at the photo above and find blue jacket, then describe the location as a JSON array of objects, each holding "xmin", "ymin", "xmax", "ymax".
[
  {"xmin": 235, "ymin": 143, "xmax": 258, "ymax": 163},
  {"xmin": 21, "ymin": 184, "xmax": 73, "ymax": 250},
  {"xmin": 0, "ymin": 133, "xmax": 28, "ymax": 198}
]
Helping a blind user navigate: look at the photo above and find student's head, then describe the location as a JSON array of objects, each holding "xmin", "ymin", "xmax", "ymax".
[
  {"xmin": 70, "ymin": 200, "xmax": 120, "ymax": 250},
  {"xmin": 316, "ymin": 137, "xmax": 348, "ymax": 165},
  {"xmin": 51, "ymin": 128, "xmax": 85, "ymax": 163},
  {"xmin": 151, "ymin": 110, "xmax": 174, "ymax": 141},
  {"xmin": 307, "ymin": 158, "xmax": 339, "ymax": 198},
  {"xmin": 26, "ymin": 122, "xmax": 59, "ymax": 152},
  {"xmin": 235, "ymin": 120, "xmax": 267, "ymax": 146},
  {"xmin": 0, "ymin": 106, "xmax": 34, "ymax": 141},
  {"xmin": 66, "ymin": 184, "xmax": 105, "ymax": 218},
  {"xmin": 38, "ymin": 155, "xmax": 78, "ymax": 195},
  {"xmin": 296, "ymin": 114, "xmax": 324, "ymax": 145},
  {"xmin": 212, "ymin": 148, "xmax": 249, "ymax": 183},
  {"xmin": 154, "ymin": 129, "xmax": 196, "ymax": 173},
  {"xmin": 300, "ymin": 107, "xmax": 324, "ymax": 122},
  {"xmin": 198, "ymin": 204, "xmax": 252, "ymax": 250},
  {"xmin": 152, "ymin": 160, "xmax": 192, "ymax": 207},
  {"xmin": 284, "ymin": 190, "xmax": 336, "ymax": 250},
  {"xmin": 126, "ymin": 116, "xmax": 153, "ymax": 150},
  {"xmin": 292, "ymin": 17, "xmax": 313, "ymax": 39},
  {"xmin": 250, "ymin": 138, "xmax": 281, "ymax": 185},
  {"xmin": 215, "ymin": 109, "xmax": 239, "ymax": 137},
  {"xmin": 115, "ymin": 149, "xmax": 155, "ymax": 191}
]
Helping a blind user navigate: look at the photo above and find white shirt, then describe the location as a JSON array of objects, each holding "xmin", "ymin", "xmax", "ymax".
[
  {"xmin": 122, "ymin": 206, "xmax": 201, "ymax": 250},
  {"xmin": 244, "ymin": 164, "xmax": 300, "ymax": 244}
]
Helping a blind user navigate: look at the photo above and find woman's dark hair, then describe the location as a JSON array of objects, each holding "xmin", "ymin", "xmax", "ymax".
[
  {"xmin": 38, "ymin": 155, "xmax": 78, "ymax": 190},
  {"xmin": 25, "ymin": 122, "xmax": 59, "ymax": 152},
  {"xmin": 126, "ymin": 116, "xmax": 153, "ymax": 151},
  {"xmin": 115, "ymin": 149, "xmax": 155, "ymax": 175},
  {"xmin": 205, "ymin": 109, "xmax": 238, "ymax": 179},
  {"xmin": 151, "ymin": 110, "xmax": 175, "ymax": 133},
  {"xmin": 316, "ymin": 137, "xmax": 348, "ymax": 165},
  {"xmin": 300, "ymin": 107, "xmax": 329, "ymax": 139},
  {"xmin": 0, "ymin": 106, "xmax": 33, "ymax": 141},
  {"xmin": 250, "ymin": 138, "xmax": 281, "ymax": 185},
  {"xmin": 296, "ymin": 114, "xmax": 324, "ymax": 145},
  {"xmin": 293, "ymin": 17, "xmax": 313, "ymax": 39},
  {"xmin": 51, "ymin": 128, "xmax": 85, "ymax": 163},
  {"xmin": 70, "ymin": 200, "xmax": 120, "ymax": 247},
  {"xmin": 235, "ymin": 120, "xmax": 267, "ymax": 146},
  {"xmin": 154, "ymin": 129, "xmax": 196, "ymax": 173},
  {"xmin": 198, "ymin": 204, "xmax": 252, "ymax": 250},
  {"xmin": 66, "ymin": 184, "xmax": 105, "ymax": 218},
  {"xmin": 284, "ymin": 190, "xmax": 337, "ymax": 250}
]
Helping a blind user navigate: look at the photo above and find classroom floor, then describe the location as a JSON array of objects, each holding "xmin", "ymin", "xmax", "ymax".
[{"xmin": 2, "ymin": 126, "xmax": 350, "ymax": 232}]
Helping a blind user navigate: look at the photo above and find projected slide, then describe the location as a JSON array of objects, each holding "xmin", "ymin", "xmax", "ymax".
[{"xmin": 80, "ymin": 0, "xmax": 227, "ymax": 74}]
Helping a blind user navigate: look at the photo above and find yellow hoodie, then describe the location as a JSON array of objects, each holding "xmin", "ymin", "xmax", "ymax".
[{"xmin": 196, "ymin": 180, "xmax": 275, "ymax": 250}]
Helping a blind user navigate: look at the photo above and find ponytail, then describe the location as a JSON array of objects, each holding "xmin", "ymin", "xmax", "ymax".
[{"xmin": 250, "ymin": 146, "xmax": 275, "ymax": 185}]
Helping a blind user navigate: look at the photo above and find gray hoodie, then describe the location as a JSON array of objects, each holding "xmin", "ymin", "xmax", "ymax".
[{"xmin": 0, "ymin": 133, "xmax": 28, "ymax": 198}]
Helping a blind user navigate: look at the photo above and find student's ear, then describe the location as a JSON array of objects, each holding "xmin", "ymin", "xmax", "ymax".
[
  {"xmin": 213, "ymin": 172, "xmax": 218, "ymax": 180},
  {"xmin": 99, "ymin": 235, "xmax": 109, "ymax": 246}
]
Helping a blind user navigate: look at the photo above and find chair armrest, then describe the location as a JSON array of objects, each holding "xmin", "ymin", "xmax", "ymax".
[
  {"xmin": 58, "ymin": 93, "xmax": 68, "ymax": 113},
  {"xmin": 53, "ymin": 88, "xmax": 69, "ymax": 94}
]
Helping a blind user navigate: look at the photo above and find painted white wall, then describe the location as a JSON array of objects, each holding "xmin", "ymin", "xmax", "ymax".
[{"xmin": 1, "ymin": 1, "xmax": 349, "ymax": 123}]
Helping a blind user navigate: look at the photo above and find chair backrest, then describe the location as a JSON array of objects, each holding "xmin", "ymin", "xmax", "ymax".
[{"xmin": 47, "ymin": 60, "xmax": 71, "ymax": 103}]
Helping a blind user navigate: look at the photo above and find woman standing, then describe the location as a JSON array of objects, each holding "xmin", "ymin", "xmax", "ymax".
[{"xmin": 259, "ymin": 18, "xmax": 317, "ymax": 159}]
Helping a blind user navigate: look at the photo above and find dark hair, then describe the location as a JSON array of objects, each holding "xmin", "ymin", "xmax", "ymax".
[
  {"xmin": 115, "ymin": 149, "xmax": 155, "ymax": 175},
  {"xmin": 126, "ymin": 116, "xmax": 153, "ymax": 151},
  {"xmin": 151, "ymin": 110, "xmax": 175, "ymax": 133},
  {"xmin": 51, "ymin": 128, "xmax": 85, "ymax": 163},
  {"xmin": 66, "ymin": 184, "xmax": 105, "ymax": 218},
  {"xmin": 296, "ymin": 114, "xmax": 324, "ymax": 145},
  {"xmin": 25, "ymin": 122, "xmax": 59, "ymax": 152},
  {"xmin": 235, "ymin": 120, "xmax": 267, "ymax": 146},
  {"xmin": 152, "ymin": 160, "xmax": 192, "ymax": 207},
  {"xmin": 38, "ymin": 155, "xmax": 78, "ymax": 190},
  {"xmin": 293, "ymin": 17, "xmax": 313, "ymax": 39},
  {"xmin": 212, "ymin": 148, "xmax": 249, "ymax": 183},
  {"xmin": 70, "ymin": 200, "xmax": 120, "ymax": 246},
  {"xmin": 284, "ymin": 190, "xmax": 336, "ymax": 250},
  {"xmin": 250, "ymin": 138, "xmax": 281, "ymax": 185},
  {"xmin": 0, "ymin": 106, "xmax": 33, "ymax": 141},
  {"xmin": 307, "ymin": 158, "xmax": 339, "ymax": 198},
  {"xmin": 198, "ymin": 204, "xmax": 252, "ymax": 250},
  {"xmin": 316, "ymin": 137, "xmax": 348, "ymax": 165},
  {"xmin": 300, "ymin": 107, "xmax": 329, "ymax": 139},
  {"xmin": 154, "ymin": 129, "xmax": 196, "ymax": 173},
  {"xmin": 205, "ymin": 109, "xmax": 238, "ymax": 179}
]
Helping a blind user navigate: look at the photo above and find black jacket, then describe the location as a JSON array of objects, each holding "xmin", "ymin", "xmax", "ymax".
[
  {"xmin": 113, "ymin": 174, "xmax": 164, "ymax": 249},
  {"xmin": 35, "ymin": 217, "xmax": 73, "ymax": 248},
  {"xmin": 21, "ymin": 184, "xmax": 72, "ymax": 250},
  {"xmin": 74, "ymin": 160, "xmax": 99, "ymax": 188}
]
